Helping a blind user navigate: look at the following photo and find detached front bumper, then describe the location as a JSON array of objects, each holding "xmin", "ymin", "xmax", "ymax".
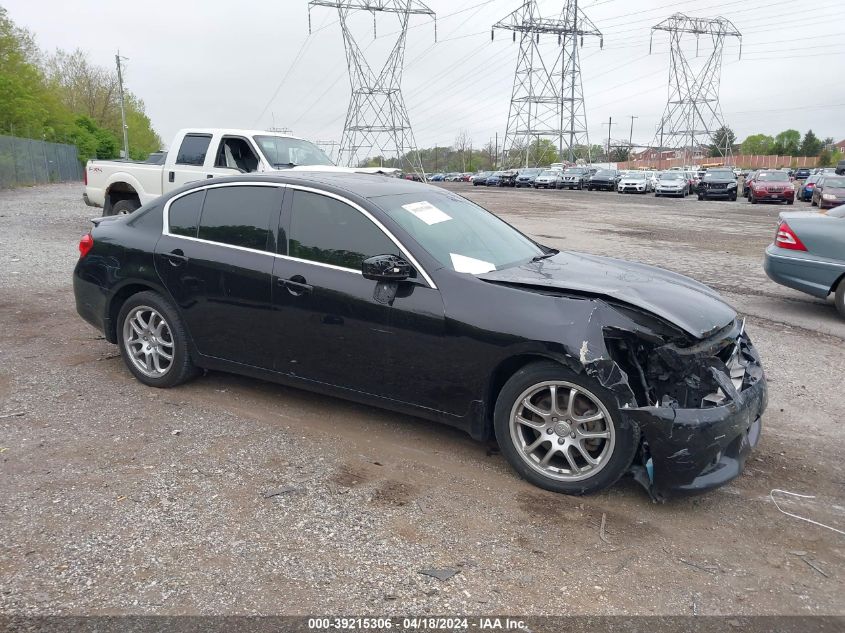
[{"xmin": 620, "ymin": 328, "xmax": 767, "ymax": 500}]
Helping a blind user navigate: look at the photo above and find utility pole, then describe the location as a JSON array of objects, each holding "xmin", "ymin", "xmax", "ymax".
[
  {"xmin": 493, "ymin": 0, "xmax": 602, "ymax": 167},
  {"xmin": 495, "ymin": 132, "xmax": 498, "ymax": 169},
  {"xmin": 628, "ymin": 115, "xmax": 638, "ymax": 157},
  {"xmin": 115, "ymin": 51, "xmax": 129, "ymax": 160},
  {"xmin": 602, "ymin": 117, "xmax": 616, "ymax": 162}
]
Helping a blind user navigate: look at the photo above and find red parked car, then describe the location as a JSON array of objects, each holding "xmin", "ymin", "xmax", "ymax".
[{"xmin": 748, "ymin": 170, "xmax": 795, "ymax": 205}]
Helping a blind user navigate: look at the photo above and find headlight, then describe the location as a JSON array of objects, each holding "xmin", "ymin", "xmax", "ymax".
[{"xmin": 823, "ymin": 193, "xmax": 836, "ymax": 201}]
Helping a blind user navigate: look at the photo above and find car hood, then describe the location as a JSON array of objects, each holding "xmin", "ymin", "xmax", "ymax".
[
  {"xmin": 288, "ymin": 165, "xmax": 400, "ymax": 176},
  {"xmin": 477, "ymin": 251, "xmax": 736, "ymax": 339},
  {"xmin": 658, "ymin": 179, "xmax": 684, "ymax": 184},
  {"xmin": 620, "ymin": 179, "xmax": 646, "ymax": 184}
]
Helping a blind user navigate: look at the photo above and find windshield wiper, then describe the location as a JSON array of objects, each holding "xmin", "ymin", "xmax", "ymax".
[
  {"xmin": 273, "ymin": 162, "xmax": 299, "ymax": 168},
  {"xmin": 531, "ymin": 249, "xmax": 559, "ymax": 263}
]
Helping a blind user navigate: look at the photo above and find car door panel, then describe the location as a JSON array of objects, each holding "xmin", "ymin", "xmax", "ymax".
[
  {"xmin": 271, "ymin": 258, "xmax": 394, "ymax": 394},
  {"xmin": 155, "ymin": 184, "xmax": 284, "ymax": 369}
]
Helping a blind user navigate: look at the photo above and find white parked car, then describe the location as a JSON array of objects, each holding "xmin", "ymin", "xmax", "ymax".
[
  {"xmin": 83, "ymin": 128, "xmax": 397, "ymax": 215},
  {"xmin": 617, "ymin": 172, "xmax": 653, "ymax": 194}
]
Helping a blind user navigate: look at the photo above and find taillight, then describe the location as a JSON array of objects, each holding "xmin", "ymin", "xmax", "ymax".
[
  {"xmin": 78, "ymin": 233, "xmax": 94, "ymax": 258},
  {"xmin": 775, "ymin": 221, "xmax": 807, "ymax": 251}
]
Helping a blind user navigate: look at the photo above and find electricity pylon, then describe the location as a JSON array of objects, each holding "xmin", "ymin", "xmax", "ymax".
[
  {"xmin": 650, "ymin": 13, "xmax": 742, "ymax": 165},
  {"xmin": 493, "ymin": 0, "xmax": 602, "ymax": 167},
  {"xmin": 308, "ymin": 1, "xmax": 435, "ymax": 176}
]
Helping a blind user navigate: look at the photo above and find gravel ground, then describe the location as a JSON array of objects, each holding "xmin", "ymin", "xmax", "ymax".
[{"xmin": 0, "ymin": 182, "xmax": 843, "ymax": 616}]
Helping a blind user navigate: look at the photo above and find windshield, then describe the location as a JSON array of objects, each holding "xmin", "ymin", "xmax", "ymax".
[
  {"xmin": 253, "ymin": 135, "xmax": 333, "ymax": 168},
  {"xmin": 625, "ymin": 173, "xmax": 646, "ymax": 180},
  {"xmin": 660, "ymin": 172, "xmax": 685, "ymax": 180},
  {"xmin": 539, "ymin": 170, "xmax": 557, "ymax": 177},
  {"xmin": 756, "ymin": 171, "xmax": 789, "ymax": 181},
  {"xmin": 824, "ymin": 177, "xmax": 845, "ymax": 187},
  {"xmin": 377, "ymin": 192, "xmax": 543, "ymax": 274},
  {"xmin": 704, "ymin": 171, "xmax": 734, "ymax": 180},
  {"xmin": 564, "ymin": 168, "xmax": 587, "ymax": 174},
  {"xmin": 520, "ymin": 169, "xmax": 542, "ymax": 176}
]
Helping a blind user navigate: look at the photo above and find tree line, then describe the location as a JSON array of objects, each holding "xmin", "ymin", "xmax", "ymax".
[
  {"xmin": 0, "ymin": 6, "xmax": 161, "ymax": 162},
  {"xmin": 711, "ymin": 125, "xmax": 842, "ymax": 165}
]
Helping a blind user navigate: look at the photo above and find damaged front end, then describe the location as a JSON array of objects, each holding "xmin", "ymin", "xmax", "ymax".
[{"xmin": 591, "ymin": 307, "xmax": 766, "ymax": 501}]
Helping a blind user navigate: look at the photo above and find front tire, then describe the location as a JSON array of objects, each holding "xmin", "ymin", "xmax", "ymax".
[
  {"xmin": 835, "ymin": 278, "xmax": 845, "ymax": 319},
  {"xmin": 494, "ymin": 361, "xmax": 638, "ymax": 495},
  {"xmin": 116, "ymin": 291, "xmax": 198, "ymax": 388}
]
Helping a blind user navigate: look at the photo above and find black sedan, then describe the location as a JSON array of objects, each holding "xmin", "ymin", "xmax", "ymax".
[
  {"xmin": 74, "ymin": 173, "xmax": 766, "ymax": 500},
  {"xmin": 587, "ymin": 169, "xmax": 619, "ymax": 191}
]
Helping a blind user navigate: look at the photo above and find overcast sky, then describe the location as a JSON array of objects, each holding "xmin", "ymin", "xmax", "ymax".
[{"xmin": 6, "ymin": 0, "xmax": 845, "ymax": 152}]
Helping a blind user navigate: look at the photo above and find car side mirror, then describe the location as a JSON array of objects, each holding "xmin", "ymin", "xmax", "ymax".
[{"xmin": 362, "ymin": 254, "xmax": 411, "ymax": 282}]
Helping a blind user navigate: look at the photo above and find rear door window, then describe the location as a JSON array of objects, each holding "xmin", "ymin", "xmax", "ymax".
[
  {"xmin": 197, "ymin": 185, "xmax": 283, "ymax": 252},
  {"xmin": 287, "ymin": 190, "xmax": 397, "ymax": 270},
  {"xmin": 176, "ymin": 134, "xmax": 212, "ymax": 166},
  {"xmin": 168, "ymin": 190, "xmax": 205, "ymax": 237}
]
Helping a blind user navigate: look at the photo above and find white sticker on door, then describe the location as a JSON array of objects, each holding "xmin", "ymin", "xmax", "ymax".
[{"xmin": 401, "ymin": 201, "xmax": 452, "ymax": 225}]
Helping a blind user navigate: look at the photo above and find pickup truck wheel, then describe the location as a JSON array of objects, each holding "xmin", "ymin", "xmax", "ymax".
[
  {"xmin": 110, "ymin": 199, "xmax": 140, "ymax": 216},
  {"xmin": 835, "ymin": 278, "xmax": 845, "ymax": 319},
  {"xmin": 494, "ymin": 361, "xmax": 638, "ymax": 496}
]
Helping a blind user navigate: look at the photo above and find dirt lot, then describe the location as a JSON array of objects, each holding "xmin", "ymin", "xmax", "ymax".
[{"xmin": 1, "ymin": 182, "xmax": 843, "ymax": 616}]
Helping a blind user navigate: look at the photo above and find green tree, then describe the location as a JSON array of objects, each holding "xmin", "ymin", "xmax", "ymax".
[
  {"xmin": 772, "ymin": 129, "xmax": 801, "ymax": 155},
  {"xmin": 740, "ymin": 134, "xmax": 774, "ymax": 155},
  {"xmin": 709, "ymin": 125, "xmax": 736, "ymax": 157},
  {"xmin": 610, "ymin": 146, "xmax": 630, "ymax": 162},
  {"xmin": 0, "ymin": 6, "xmax": 51, "ymax": 136},
  {"xmin": 799, "ymin": 130, "xmax": 822, "ymax": 157}
]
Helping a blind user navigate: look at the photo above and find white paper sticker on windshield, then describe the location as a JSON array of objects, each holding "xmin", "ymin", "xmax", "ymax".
[
  {"xmin": 402, "ymin": 201, "xmax": 452, "ymax": 225},
  {"xmin": 450, "ymin": 253, "xmax": 496, "ymax": 274}
]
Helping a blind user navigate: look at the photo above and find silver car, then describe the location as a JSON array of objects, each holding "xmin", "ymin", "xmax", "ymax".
[
  {"xmin": 763, "ymin": 207, "xmax": 845, "ymax": 318},
  {"xmin": 654, "ymin": 172, "xmax": 690, "ymax": 197},
  {"xmin": 533, "ymin": 169, "xmax": 562, "ymax": 189}
]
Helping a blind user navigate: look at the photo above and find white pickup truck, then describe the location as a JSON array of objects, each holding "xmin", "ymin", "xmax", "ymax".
[{"xmin": 83, "ymin": 128, "xmax": 398, "ymax": 215}]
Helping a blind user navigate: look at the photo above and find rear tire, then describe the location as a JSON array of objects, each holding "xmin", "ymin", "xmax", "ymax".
[
  {"xmin": 493, "ymin": 361, "xmax": 639, "ymax": 496},
  {"xmin": 835, "ymin": 279, "xmax": 845, "ymax": 319},
  {"xmin": 116, "ymin": 291, "xmax": 198, "ymax": 388},
  {"xmin": 109, "ymin": 199, "xmax": 140, "ymax": 216}
]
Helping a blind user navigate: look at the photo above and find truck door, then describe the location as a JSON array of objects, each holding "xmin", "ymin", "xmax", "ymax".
[{"xmin": 164, "ymin": 133, "xmax": 215, "ymax": 193}]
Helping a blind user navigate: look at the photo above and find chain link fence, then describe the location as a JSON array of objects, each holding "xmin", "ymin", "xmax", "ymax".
[{"xmin": 0, "ymin": 135, "xmax": 83, "ymax": 189}]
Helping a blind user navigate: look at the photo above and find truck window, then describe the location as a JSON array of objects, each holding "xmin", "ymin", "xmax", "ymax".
[
  {"xmin": 176, "ymin": 134, "xmax": 212, "ymax": 166},
  {"xmin": 214, "ymin": 137, "xmax": 260, "ymax": 173}
]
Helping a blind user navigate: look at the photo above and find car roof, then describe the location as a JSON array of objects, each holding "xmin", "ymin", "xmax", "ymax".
[{"xmin": 173, "ymin": 171, "xmax": 437, "ymax": 200}]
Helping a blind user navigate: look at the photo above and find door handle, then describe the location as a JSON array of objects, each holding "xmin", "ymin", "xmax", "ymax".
[
  {"xmin": 164, "ymin": 249, "xmax": 188, "ymax": 267},
  {"xmin": 278, "ymin": 275, "xmax": 312, "ymax": 296},
  {"xmin": 168, "ymin": 171, "xmax": 175, "ymax": 183}
]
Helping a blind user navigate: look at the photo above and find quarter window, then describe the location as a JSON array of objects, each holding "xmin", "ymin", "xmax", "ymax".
[
  {"xmin": 288, "ymin": 191, "xmax": 397, "ymax": 270},
  {"xmin": 168, "ymin": 190, "xmax": 205, "ymax": 237},
  {"xmin": 197, "ymin": 186, "xmax": 282, "ymax": 252},
  {"xmin": 176, "ymin": 134, "xmax": 212, "ymax": 166}
]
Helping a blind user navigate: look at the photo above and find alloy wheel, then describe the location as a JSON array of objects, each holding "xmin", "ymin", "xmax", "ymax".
[
  {"xmin": 122, "ymin": 305, "xmax": 174, "ymax": 378},
  {"xmin": 509, "ymin": 381, "xmax": 616, "ymax": 482}
]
